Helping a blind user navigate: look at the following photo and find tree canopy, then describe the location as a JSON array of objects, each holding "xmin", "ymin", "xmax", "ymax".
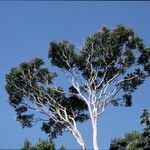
[
  {"xmin": 5, "ymin": 24, "xmax": 150, "ymax": 150},
  {"xmin": 49, "ymin": 25, "xmax": 149, "ymax": 107},
  {"xmin": 5, "ymin": 58, "xmax": 88, "ymax": 139}
]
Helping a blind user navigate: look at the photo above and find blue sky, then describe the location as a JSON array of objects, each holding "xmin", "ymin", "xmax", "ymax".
[{"xmin": 0, "ymin": 1, "xmax": 150, "ymax": 149}]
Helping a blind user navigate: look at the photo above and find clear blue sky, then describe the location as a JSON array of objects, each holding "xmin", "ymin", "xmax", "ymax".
[{"xmin": 0, "ymin": 1, "xmax": 150, "ymax": 149}]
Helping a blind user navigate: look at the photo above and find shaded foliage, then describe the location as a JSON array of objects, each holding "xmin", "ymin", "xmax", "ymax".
[
  {"xmin": 140, "ymin": 109, "xmax": 150, "ymax": 138},
  {"xmin": 110, "ymin": 131, "xmax": 144, "ymax": 150},
  {"xmin": 110, "ymin": 109, "xmax": 150, "ymax": 150},
  {"xmin": 21, "ymin": 139, "xmax": 65, "ymax": 150},
  {"xmin": 42, "ymin": 95, "xmax": 88, "ymax": 139},
  {"xmin": 5, "ymin": 58, "xmax": 88, "ymax": 139}
]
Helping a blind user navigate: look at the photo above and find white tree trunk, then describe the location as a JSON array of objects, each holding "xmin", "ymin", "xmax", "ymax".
[
  {"xmin": 92, "ymin": 116, "xmax": 99, "ymax": 150},
  {"xmin": 78, "ymin": 140, "xmax": 86, "ymax": 150},
  {"xmin": 72, "ymin": 130, "xmax": 86, "ymax": 150}
]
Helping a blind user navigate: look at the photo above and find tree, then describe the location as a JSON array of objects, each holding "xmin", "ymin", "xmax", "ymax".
[
  {"xmin": 5, "ymin": 24, "xmax": 150, "ymax": 150},
  {"xmin": 22, "ymin": 139, "xmax": 32, "ymax": 150},
  {"xmin": 110, "ymin": 131, "xmax": 143, "ymax": 150},
  {"xmin": 109, "ymin": 109, "xmax": 150, "ymax": 150},
  {"xmin": 140, "ymin": 109, "xmax": 150, "ymax": 149},
  {"xmin": 140, "ymin": 109, "xmax": 150, "ymax": 140},
  {"xmin": 21, "ymin": 139, "xmax": 62, "ymax": 150}
]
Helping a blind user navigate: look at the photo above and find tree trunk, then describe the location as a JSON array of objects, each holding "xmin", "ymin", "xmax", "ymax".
[
  {"xmin": 92, "ymin": 115, "xmax": 99, "ymax": 150},
  {"xmin": 77, "ymin": 139, "xmax": 85, "ymax": 150},
  {"xmin": 80, "ymin": 144, "xmax": 86, "ymax": 150},
  {"xmin": 87, "ymin": 102, "xmax": 99, "ymax": 150},
  {"xmin": 72, "ymin": 130, "xmax": 86, "ymax": 150}
]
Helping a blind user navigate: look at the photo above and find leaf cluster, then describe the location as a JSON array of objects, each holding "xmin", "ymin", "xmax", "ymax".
[
  {"xmin": 110, "ymin": 109, "xmax": 150, "ymax": 150},
  {"xmin": 21, "ymin": 139, "xmax": 59, "ymax": 150},
  {"xmin": 5, "ymin": 58, "xmax": 88, "ymax": 138}
]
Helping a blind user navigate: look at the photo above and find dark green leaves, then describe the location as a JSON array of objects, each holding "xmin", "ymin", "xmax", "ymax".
[
  {"xmin": 6, "ymin": 58, "xmax": 57, "ymax": 128},
  {"xmin": 111, "ymin": 95, "xmax": 132, "ymax": 107},
  {"xmin": 69, "ymin": 86, "xmax": 79, "ymax": 94},
  {"xmin": 138, "ymin": 48, "xmax": 150, "ymax": 74},
  {"xmin": 5, "ymin": 57, "xmax": 88, "ymax": 139},
  {"xmin": 81, "ymin": 24, "xmax": 136, "ymax": 69},
  {"xmin": 41, "ymin": 95, "xmax": 88, "ymax": 139},
  {"xmin": 110, "ymin": 110, "xmax": 150, "ymax": 150},
  {"xmin": 140, "ymin": 109, "xmax": 150, "ymax": 138},
  {"xmin": 5, "ymin": 58, "xmax": 55, "ymax": 106},
  {"xmin": 123, "ymin": 94, "xmax": 132, "ymax": 107},
  {"xmin": 48, "ymin": 40, "xmax": 76, "ymax": 70},
  {"xmin": 46, "ymin": 25, "xmax": 149, "ymax": 109},
  {"xmin": 121, "ymin": 70, "xmax": 145, "ymax": 93},
  {"xmin": 21, "ymin": 139, "xmax": 56, "ymax": 150},
  {"xmin": 109, "ymin": 131, "xmax": 142, "ymax": 150}
]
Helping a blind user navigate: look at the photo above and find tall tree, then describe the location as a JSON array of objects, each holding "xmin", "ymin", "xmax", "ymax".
[{"xmin": 6, "ymin": 24, "xmax": 150, "ymax": 150}]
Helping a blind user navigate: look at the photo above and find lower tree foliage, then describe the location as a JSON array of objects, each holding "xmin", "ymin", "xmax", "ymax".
[
  {"xmin": 109, "ymin": 109, "xmax": 150, "ymax": 150},
  {"xmin": 21, "ymin": 139, "xmax": 65, "ymax": 150}
]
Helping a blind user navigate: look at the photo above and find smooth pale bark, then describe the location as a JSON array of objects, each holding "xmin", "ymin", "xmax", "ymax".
[
  {"xmin": 72, "ymin": 129, "xmax": 86, "ymax": 150},
  {"xmin": 90, "ymin": 108, "xmax": 99, "ymax": 150},
  {"xmin": 92, "ymin": 118, "xmax": 99, "ymax": 150},
  {"xmin": 75, "ymin": 137, "xmax": 85, "ymax": 150}
]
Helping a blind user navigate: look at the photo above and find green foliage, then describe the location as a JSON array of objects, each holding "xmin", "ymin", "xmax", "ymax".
[
  {"xmin": 109, "ymin": 131, "xmax": 150, "ymax": 150},
  {"xmin": 22, "ymin": 139, "xmax": 32, "ymax": 150},
  {"xmin": 59, "ymin": 145, "xmax": 66, "ymax": 150},
  {"xmin": 32, "ymin": 139, "xmax": 55, "ymax": 150},
  {"xmin": 109, "ymin": 109, "xmax": 150, "ymax": 150},
  {"xmin": 41, "ymin": 95, "xmax": 88, "ymax": 139},
  {"xmin": 48, "ymin": 24, "xmax": 150, "ymax": 107},
  {"xmin": 48, "ymin": 40, "xmax": 77, "ymax": 70},
  {"xmin": 21, "ymin": 139, "xmax": 56, "ymax": 150},
  {"xmin": 140, "ymin": 109, "xmax": 150, "ymax": 138},
  {"xmin": 5, "ymin": 58, "xmax": 88, "ymax": 139},
  {"xmin": 110, "ymin": 131, "xmax": 142, "ymax": 150}
]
